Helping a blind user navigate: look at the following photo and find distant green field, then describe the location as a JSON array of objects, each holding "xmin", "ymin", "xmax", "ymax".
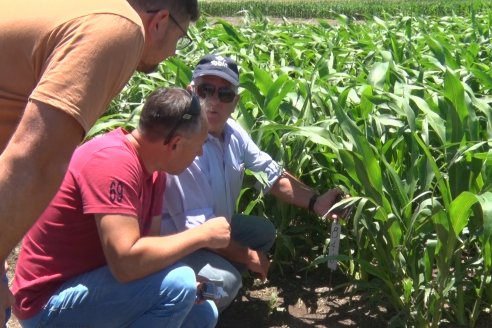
[{"xmin": 200, "ymin": 0, "xmax": 489, "ymax": 18}]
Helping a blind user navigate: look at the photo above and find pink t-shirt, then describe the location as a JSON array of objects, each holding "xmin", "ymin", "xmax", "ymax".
[{"xmin": 12, "ymin": 128, "xmax": 165, "ymax": 320}]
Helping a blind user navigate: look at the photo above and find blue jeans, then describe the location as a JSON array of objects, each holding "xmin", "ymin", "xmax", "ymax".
[
  {"xmin": 180, "ymin": 214, "xmax": 276, "ymax": 312},
  {"xmin": 2, "ymin": 273, "xmax": 10, "ymax": 328},
  {"xmin": 19, "ymin": 263, "xmax": 218, "ymax": 328}
]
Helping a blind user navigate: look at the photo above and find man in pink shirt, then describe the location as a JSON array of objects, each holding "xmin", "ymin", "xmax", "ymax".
[{"xmin": 13, "ymin": 88, "xmax": 231, "ymax": 327}]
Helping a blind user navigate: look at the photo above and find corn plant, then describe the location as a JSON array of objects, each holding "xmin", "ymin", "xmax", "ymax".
[
  {"xmin": 200, "ymin": 0, "xmax": 490, "ymax": 19},
  {"xmin": 90, "ymin": 8, "xmax": 492, "ymax": 327}
]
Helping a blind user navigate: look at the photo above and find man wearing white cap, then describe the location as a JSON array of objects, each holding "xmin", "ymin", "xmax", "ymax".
[{"xmin": 161, "ymin": 54, "xmax": 347, "ymax": 312}]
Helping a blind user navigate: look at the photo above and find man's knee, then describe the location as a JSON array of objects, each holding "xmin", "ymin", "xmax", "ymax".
[
  {"xmin": 265, "ymin": 220, "xmax": 276, "ymax": 241},
  {"xmin": 182, "ymin": 300, "xmax": 218, "ymax": 328},
  {"xmin": 159, "ymin": 264, "xmax": 197, "ymax": 306},
  {"xmin": 213, "ymin": 265, "xmax": 242, "ymax": 312},
  {"xmin": 257, "ymin": 219, "xmax": 276, "ymax": 252}
]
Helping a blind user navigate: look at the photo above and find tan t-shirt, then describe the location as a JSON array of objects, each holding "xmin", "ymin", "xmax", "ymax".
[{"xmin": 0, "ymin": 0, "xmax": 145, "ymax": 151}]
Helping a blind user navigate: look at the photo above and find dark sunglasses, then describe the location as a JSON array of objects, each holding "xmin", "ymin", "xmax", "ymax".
[
  {"xmin": 164, "ymin": 92, "xmax": 201, "ymax": 145},
  {"xmin": 196, "ymin": 83, "xmax": 237, "ymax": 103}
]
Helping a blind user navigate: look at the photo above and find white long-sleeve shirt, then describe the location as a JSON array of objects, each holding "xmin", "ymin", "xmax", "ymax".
[{"xmin": 161, "ymin": 119, "xmax": 282, "ymax": 234}]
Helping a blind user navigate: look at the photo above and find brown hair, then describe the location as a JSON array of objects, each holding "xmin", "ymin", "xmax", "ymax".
[
  {"xmin": 138, "ymin": 88, "xmax": 203, "ymax": 142},
  {"xmin": 128, "ymin": 0, "xmax": 199, "ymax": 21}
]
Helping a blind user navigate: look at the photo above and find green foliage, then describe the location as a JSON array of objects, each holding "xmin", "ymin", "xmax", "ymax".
[
  {"xmin": 199, "ymin": 0, "xmax": 491, "ymax": 19},
  {"xmin": 91, "ymin": 8, "xmax": 492, "ymax": 327}
]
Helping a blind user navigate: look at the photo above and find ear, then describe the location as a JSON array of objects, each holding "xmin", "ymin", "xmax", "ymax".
[
  {"xmin": 146, "ymin": 10, "xmax": 170, "ymax": 40},
  {"xmin": 167, "ymin": 135, "xmax": 182, "ymax": 151}
]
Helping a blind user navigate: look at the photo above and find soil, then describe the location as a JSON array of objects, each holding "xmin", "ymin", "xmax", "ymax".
[
  {"xmin": 216, "ymin": 267, "xmax": 393, "ymax": 328},
  {"xmin": 216, "ymin": 268, "xmax": 492, "ymax": 328}
]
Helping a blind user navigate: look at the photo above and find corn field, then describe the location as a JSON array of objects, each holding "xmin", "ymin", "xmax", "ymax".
[
  {"xmin": 89, "ymin": 7, "xmax": 492, "ymax": 327},
  {"xmin": 199, "ymin": 0, "xmax": 490, "ymax": 19}
]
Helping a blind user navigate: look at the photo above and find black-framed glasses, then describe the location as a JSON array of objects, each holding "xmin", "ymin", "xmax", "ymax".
[
  {"xmin": 196, "ymin": 83, "xmax": 237, "ymax": 103},
  {"xmin": 164, "ymin": 92, "xmax": 201, "ymax": 145},
  {"xmin": 168, "ymin": 14, "xmax": 193, "ymax": 50},
  {"xmin": 146, "ymin": 10, "xmax": 193, "ymax": 50}
]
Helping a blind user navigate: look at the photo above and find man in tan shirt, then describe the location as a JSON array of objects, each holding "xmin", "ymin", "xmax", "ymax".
[{"xmin": 0, "ymin": 0, "xmax": 199, "ymax": 323}]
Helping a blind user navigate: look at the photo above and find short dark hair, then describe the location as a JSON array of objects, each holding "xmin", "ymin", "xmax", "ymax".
[
  {"xmin": 128, "ymin": 0, "xmax": 199, "ymax": 21},
  {"xmin": 138, "ymin": 88, "xmax": 203, "ymax": 142}
]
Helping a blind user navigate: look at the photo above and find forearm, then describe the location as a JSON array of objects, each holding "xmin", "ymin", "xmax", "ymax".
[
  {"xmin": 0, "ymin": 153, "xmax": 66, "ymax": 258},
  {"xmin": 269, "ymin": 171, "xmax": 316, "ymax": 210},
  {"xmin": 212, "ymin": 240, "xmax": 270, "ymax": 280},
  {"xmin": 268, "ymin": 171, "xmax": 346, "ymax": 218},
  {"xmin": 112, "ymin": 229, "xmax": 210, "ymax": 282},
  {"xmin": 0, "ymin": 101, "xmax": 83, "ymax": 260},
  {"xmin": 101, "ymin": 216, "xmax": 230, "ymax": 283},
  {"xmin": 211, "ymin": 240, "xmax": 251, "ymax": 265}
]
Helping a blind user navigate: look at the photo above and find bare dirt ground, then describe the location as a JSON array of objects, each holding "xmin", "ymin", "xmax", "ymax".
[
  {"xmin": 216, "ymin": 267, "xmax": 393, "ymax": 328},
  {"xmin": 216, "ymin": 267, "xmax": 492, "ymax": 328}
]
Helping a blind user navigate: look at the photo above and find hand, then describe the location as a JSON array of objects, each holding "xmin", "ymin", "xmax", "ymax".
[
  {"xmin": 246, "ymin": 250, "xmax": 270, "ymax": 281},
  {"xmin": 200, "ymin": 217, "xmax": 231, "ymax": 249},
  {"xmin": 315, "ymin": 189, "xmax": 352, "ymax": 220}
]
